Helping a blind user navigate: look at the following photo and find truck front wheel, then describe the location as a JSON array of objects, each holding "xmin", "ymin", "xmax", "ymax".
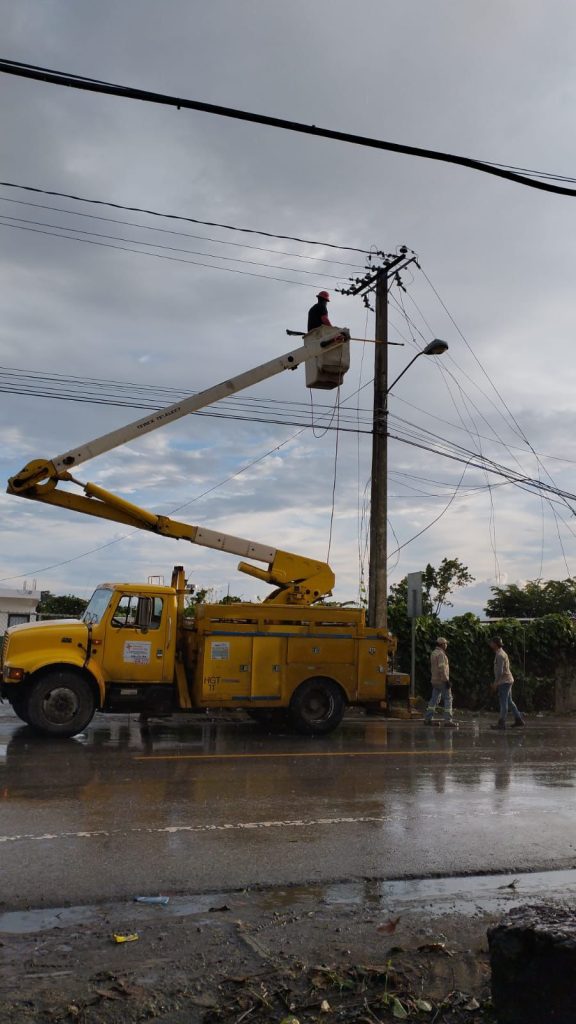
[
  {"xmin": 27, "ymin": 671, "xmax": 96, "ymax": 738},
  {"xmin": 9, "ymin": 693, "xmax": 32, "ymax": 725},
  {"xmin": 289, "ymin": 678, "xmax": 345, "ymax": 735}
]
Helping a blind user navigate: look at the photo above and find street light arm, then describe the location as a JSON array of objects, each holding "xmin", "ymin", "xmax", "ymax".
[
  {"xmin": 386, "ymin": 352, "xmax": 422, "ymax": 395},
  {"xmin": 386, "ymin": 338, "xmax": 449, "ymax": 396}
]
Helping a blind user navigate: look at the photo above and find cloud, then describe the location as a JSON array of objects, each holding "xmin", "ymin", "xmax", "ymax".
[{"xmin": 1, "ymin": 0, "xmax": 576, "ymax": 612}]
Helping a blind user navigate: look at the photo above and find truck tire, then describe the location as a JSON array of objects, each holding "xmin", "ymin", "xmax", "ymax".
[
  {"xmin": 9, "ymin": 694, "xmax": 32, "ymax": 725},
  {"xmin": 289, "ymin": 677, "xmax": 345, "ymax": 735},
  {"xmin": 26, "ymin": 671, "xmax": 96, "ymax": 738},
  {"xmin": 246, "ymin": 708, "xmax": 289, "ymax": 730}
]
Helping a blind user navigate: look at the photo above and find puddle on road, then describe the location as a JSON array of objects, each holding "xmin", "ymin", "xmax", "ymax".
[{"xmin": 2, "ymin": 867, "xmax": 576, "ymax": 935}]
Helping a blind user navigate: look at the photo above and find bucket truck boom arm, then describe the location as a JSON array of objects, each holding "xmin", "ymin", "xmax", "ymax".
[
  {"xmin": 7, "ymin": 328, "xmax": 349, "ymax": 604},
  {"xmin": 8, "ymin": 329, "xmax": 348, "ymax": 494}
]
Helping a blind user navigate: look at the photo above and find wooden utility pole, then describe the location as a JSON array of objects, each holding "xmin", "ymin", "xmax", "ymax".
[{"xmin": 367, "ymin": 269, "xmax": 389, "ymax": 629}]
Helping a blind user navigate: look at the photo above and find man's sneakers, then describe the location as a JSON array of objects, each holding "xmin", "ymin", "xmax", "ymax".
[
  {"xmin": 444, "ymin": 720, "xmax": 458, "ymax": 729},
  {"xmin": 491, "ymin": 719, "xmax": 526, "ymax": 730}
]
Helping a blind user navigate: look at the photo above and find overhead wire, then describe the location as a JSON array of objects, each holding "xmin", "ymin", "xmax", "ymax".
[
  {"xmin": 0, "ymin": 180, "xmax": 369, "ymax": 254},
  {"xmin": 387, "ymin": 462, "xmax": 472, "ymax": 562},
  {"xmin": 397, "ymin": 289, "xmax": 502, "ymax": 580},
  {"xmin": 0, "ymin": 195, "xmax": 365, "ymax": 269},
  {"xmin": 0, "ymin": 212, "xmax": 349, "ymax": 279},
  {"xmin": 326, "ymin": 386, "xmax": 341, "ymax": 564},
  {"xmin": 0, "ymin": 220, "xmax": 337, "ymax": 289},
  {"xmin": 3, "ymin": 59, "xmax": 576, "ymax": 197},
  {"xmin": 0, "ymin": 426, "xmax": 309, "ymax": 583},
  {"xmin": 417, "ymin": 267, "xmax": 575, "ymax": 572}
]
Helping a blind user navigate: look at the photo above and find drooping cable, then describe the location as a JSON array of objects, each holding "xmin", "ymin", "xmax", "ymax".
[{"xmin": 3, "ymin": 60, "xmax": 576, "ymax": 196}]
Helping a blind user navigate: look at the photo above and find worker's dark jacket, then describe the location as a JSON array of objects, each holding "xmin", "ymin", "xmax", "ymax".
[{"xmin": 307, "ymin": 301, "xmax": 330, "ymax": 332}]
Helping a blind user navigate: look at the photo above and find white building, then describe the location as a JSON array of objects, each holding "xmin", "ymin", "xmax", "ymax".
[{"xmin": 0, "ymin": 585, "xmax": 41, "ymax": 633}]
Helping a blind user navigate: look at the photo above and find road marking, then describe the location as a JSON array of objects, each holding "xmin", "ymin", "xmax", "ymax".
[
  {"xmin": 134, "ymin": 749, "xmax": 454, "ymax": 762},
  {"xmin": 0, "ymin": 814, "xmax": 391, "ymax": 845}
]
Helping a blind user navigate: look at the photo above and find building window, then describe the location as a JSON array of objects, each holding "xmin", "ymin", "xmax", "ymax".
[{"xmin": 8, "ymin": 614, "xmax": 30, "ymax": 627}]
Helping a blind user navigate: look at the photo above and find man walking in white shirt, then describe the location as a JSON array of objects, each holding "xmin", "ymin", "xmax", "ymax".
[
  {"xmin": 424, "ymin": 637, "xmax": 457, "ymax": 728},
  {"xmin": 489, "ymin": 637, "xmax": 525, "ymax": 730}
]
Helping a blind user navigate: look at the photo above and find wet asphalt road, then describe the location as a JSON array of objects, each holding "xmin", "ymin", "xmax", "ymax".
[{"xmin": 1, "ymin": 708, "xmax": 575, "ymax": 909}]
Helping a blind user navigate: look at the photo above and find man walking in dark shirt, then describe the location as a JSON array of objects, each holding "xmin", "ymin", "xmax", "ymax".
[{"xmin": 307, "ymin": 290, "xmax": 332, "ymax": 332}]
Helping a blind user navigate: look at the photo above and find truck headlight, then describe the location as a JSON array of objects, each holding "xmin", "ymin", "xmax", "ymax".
[{"xmin": 3, "ymin": 667, "xmax": 24, "ymax": 682}]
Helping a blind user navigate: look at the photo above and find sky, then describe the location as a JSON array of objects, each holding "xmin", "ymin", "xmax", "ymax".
[{"xmin": 1, "ymin": 0, "xmax": 576, "ymax": 617}]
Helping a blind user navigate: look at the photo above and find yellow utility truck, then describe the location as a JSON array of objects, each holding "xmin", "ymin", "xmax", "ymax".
[{"xmin": 1, "ymin": 327, "xmax": 409, "ymax": 736}]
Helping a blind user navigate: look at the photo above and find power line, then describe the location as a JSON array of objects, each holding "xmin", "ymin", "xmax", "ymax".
[
  {"xmin": 0, "ymin": 196, "xmax": 365, "ymax": 268},
  {"xmin": 3, "ymin": 363, "xmax": 576, "ymax": 504},
  {"xmin": 2, "ymin": 58, "xmax": 576, "ymax": 197},
  {"xmin": 0, "ymin": 212, "xmax": 347, "ymax": 280},
  {"xmin": 386, "ymin": 461, "xmax": 471, "ymax": 562},
  {"xmin": 0, "ymin": 220, "xmax": 327, "ymax": 288},
  {"xmin": 0, "ymin": 180, "xmax": 369, "ymax": 254},
  {"xmin": 0, "ymin": 426, "xmax": 308, "ymax": 583}
]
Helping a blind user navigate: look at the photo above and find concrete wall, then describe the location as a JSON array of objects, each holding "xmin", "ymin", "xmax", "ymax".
[{"xmin": 0, "ymin": 591, "xmax": 40, "ymax": 634}]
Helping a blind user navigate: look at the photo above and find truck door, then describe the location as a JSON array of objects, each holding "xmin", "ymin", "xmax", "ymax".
[{"xmin": 102, "ymin": 593, "xmax": 169, "ymax": 683}]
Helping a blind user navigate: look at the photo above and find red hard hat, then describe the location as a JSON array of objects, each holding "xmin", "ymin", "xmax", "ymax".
[{"xmin": 317, "ymin": 290, "xmax": 330, "ymax": 301}]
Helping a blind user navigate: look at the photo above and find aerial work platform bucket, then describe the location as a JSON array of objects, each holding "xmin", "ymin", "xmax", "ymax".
[{"xmin": 304, "ymin": 326, "xmax": 350, "ymax": 390}]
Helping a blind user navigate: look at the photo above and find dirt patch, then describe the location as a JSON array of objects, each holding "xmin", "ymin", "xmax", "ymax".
[{"xmin": 0, "ymin": 883, "xmax": 500, "ymax": 1023}]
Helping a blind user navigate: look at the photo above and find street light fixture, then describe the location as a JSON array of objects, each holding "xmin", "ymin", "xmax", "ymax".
[{"xmin": 386, "ymin": 338, "xmax": 449, "ymax": 395}]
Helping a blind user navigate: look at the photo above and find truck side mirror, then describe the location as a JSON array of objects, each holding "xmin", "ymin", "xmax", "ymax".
[{"xmin": 136, "ymin": 597, "xmax": 153, "ymax": 629}]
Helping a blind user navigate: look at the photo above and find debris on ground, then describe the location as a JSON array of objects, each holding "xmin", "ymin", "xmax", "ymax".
[{"xmin": 0, "ymin": 882, "xmax": 516, "ymax": 1023}]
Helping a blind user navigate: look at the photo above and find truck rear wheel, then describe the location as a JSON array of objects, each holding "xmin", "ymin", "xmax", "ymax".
[
  {"xmin": 289, "ymin": 677, "xmax": 345, "ymax": 735},
  {"xmin": 27, "ymin": 671, "xmax": 96, "ymax": 738}
]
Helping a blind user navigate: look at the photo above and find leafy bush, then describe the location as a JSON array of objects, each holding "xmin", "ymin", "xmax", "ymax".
[{"xmin": 392, "ymin": 612, "xmax": 576, "ymax": 712}]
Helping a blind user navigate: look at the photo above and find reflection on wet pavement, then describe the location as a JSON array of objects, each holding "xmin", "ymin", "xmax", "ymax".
[{"xmin": 0, "ymin": 710, "xmax": 575, "ymax": 909}]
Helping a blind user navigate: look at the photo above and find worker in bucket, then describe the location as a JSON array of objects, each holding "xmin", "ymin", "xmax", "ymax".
[
  {"xmin": 307, "ymin": 290, "xmax": 332, "ymax": 332},
  {"xmin": 424, "ymin": 637, "xmax": 458, "ymax": 728}
]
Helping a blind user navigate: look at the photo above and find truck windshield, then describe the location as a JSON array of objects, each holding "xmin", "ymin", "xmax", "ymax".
[{"xmin": 83, "ymin": 589, "xmax": 113, "ymax": 625}]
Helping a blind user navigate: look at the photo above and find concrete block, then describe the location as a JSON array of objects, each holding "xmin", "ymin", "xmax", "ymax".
[{"xmin": 488, "ymin": 905, "xmax": 576, "ymax": 1024}]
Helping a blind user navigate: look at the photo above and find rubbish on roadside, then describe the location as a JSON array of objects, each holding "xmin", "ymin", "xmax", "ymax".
[
  {"xmin": 497, "ymin": 878, "xmax": 519, "ymax": 890},
  {"xmin": 95, "ymin": 987, "xmax": 124, "ymax": 1001},
  {"xmin": 209, "ymin": 904, "xmax": 231, "ymax": 912},
  {"xmin": 380, "ymin": 991, "xmax": 409, "ymax": 1019},
  {"xmin": 415, "ymin": 999, "xmax": 433, "ymax": 1012},
  {"xmin": 279, "ymin": 1016, "xmax": 300, "ymax": 1024},
  {"xmin": 188, "ymin": 993, "xmax": 218, "ymax": 1008},
  {"xmin": 112, "ymin": 932, "xmax": 139, "ymax": 943},
  {"xmin": 377, "ymin": 915, "xmax": 401, "ymax": 934},
  {"xmin": 134, "ymin": 895, "xmax": 170, "ymax": 905},
  {"xmin": 465, "ymin": 997, "xmax": 480, "ymax": 1010},
  {"xmin": 320, "ymin": 999, "xmax": 331, "ymax": 1012},
  {"xmin": 417, "ymin": 941, "xmax": 454, "ymax": 956}
]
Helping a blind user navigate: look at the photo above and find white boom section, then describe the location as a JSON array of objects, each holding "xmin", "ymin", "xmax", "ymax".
[
  {"xmin": 52, "ymin": 329, "xmax": 349, "ymax": 475},
  {"xmin": 190, "ymin": 526, "xmax": 275, "ymax": 563}
]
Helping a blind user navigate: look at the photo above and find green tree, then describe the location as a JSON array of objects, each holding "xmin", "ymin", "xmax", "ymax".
[
  {"xmin": 185, "ymin": 587, "xmax": 243, "ymax": 615},
  {"xmin": 485, "ymin": 578, "xmax": 576, "ymax": 618},
  {"xmin": 388, "ymin": 557, "xmax": 474, "ymax": 633},
  {"xmin": 37, "ymin": 592, "xmax": 88, "ymax": 617}
]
